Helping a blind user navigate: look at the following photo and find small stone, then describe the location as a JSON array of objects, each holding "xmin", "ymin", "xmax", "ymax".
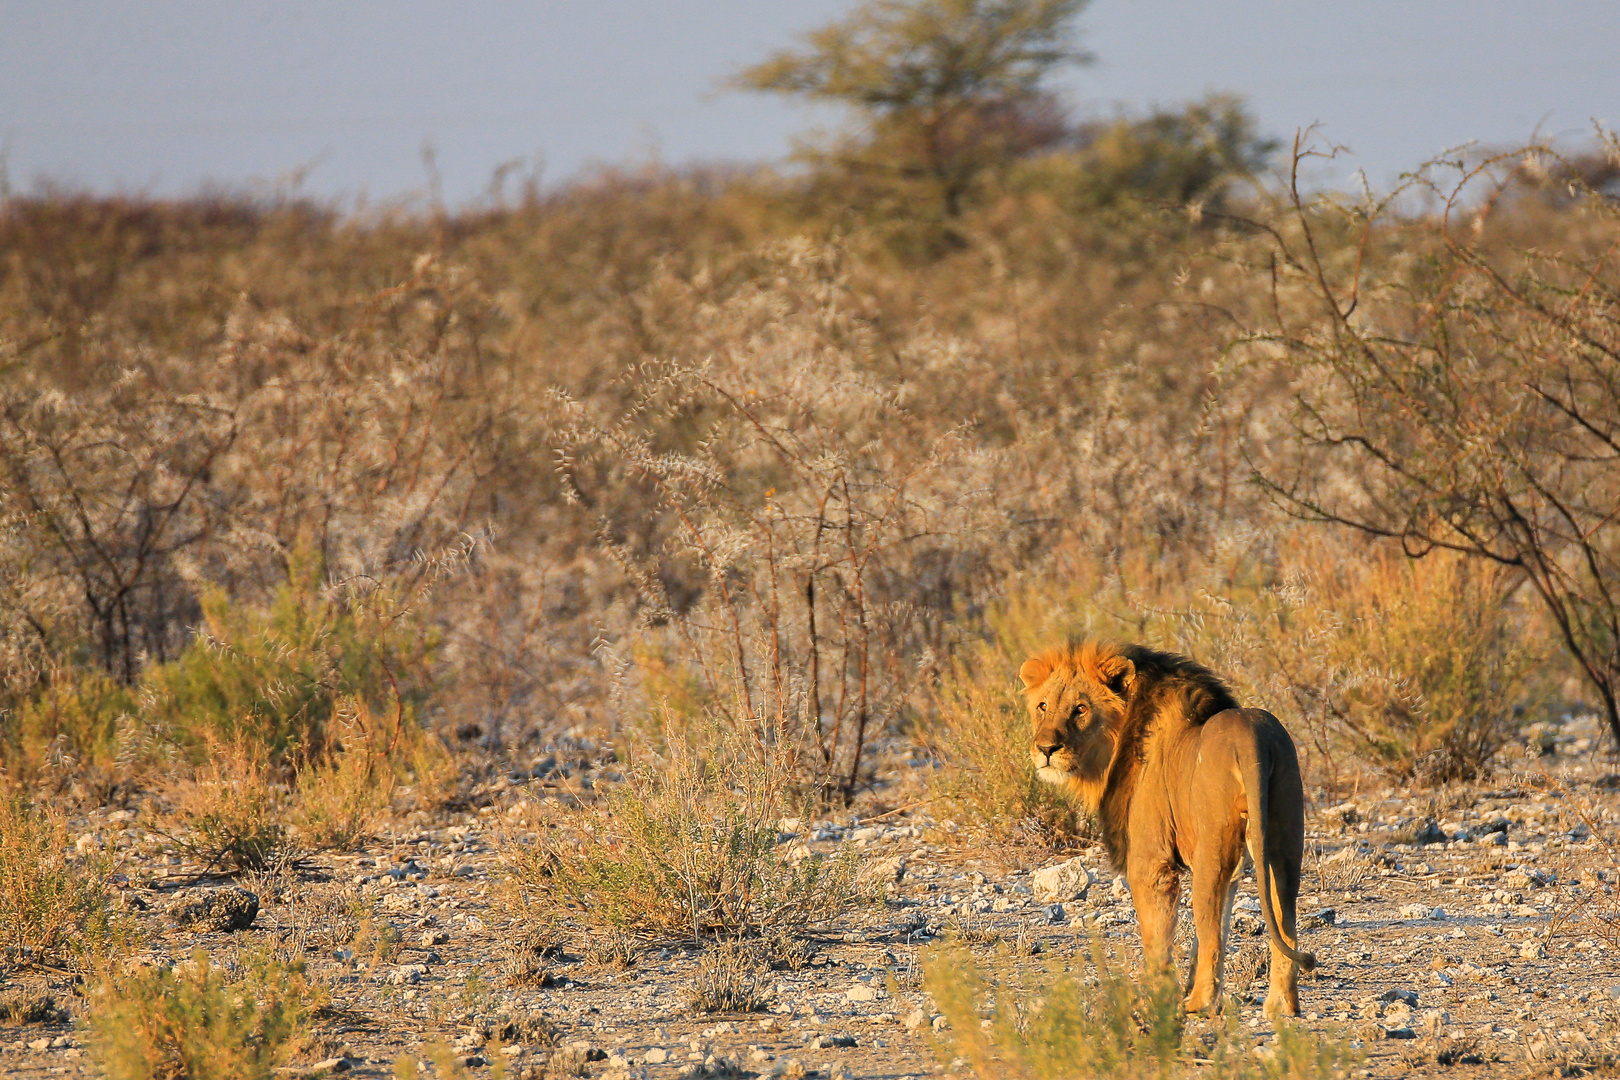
[
  {"xmin": 770, "ymin": 1057, "xmax": 807, "ymax": 1078},
  {"xmin": 1378, "ymin": 988, "xmax": 1419, "ymax": 1006},
  {"xmin": 312, "ymin": 1057, "xmax": 351, "ymax": 1074},
  {"xmin": 1521, "ymin": 940, "xmax": 1546, "ymax": 960},
  {"xmin": 420, "ymin": 930, "xmax": 450, "ymax": 947},
  {"xmin": 645, "ymin": 1048, "xmax": 670, "ymax": 1064},
  {"xmin": 846, "ymin": 984, "xmax": 881, "ymax": 1003},
  {"xmin": 1409, "ymin": 819, "xmax": 1447, "ymax": 845},
  {"xmin": 932, "ymin": 1015, "xmax": 950, "ymax": 1031},
  {"xmin": 1300, "ymin": 908, "xmax": 1336, "ymax": 929},
  {"xmin": 1382, "ymin": 1027, "xmax": 1416, "ymax": 1040},
  {"xmin": 28, "ymin": 1038, "xmax": 50, "ymax": 1051},
  {"xmin": 390, "ymin": 964, "xmax": 429, "ymax": 985},
  {"xmin": 1031, "ymin": 858, "xmax": 1092, "ymax": 903},
  {"xmin": 1043, "ymin": 903, "xmax": 1066, "ymax": 924},
  {"xmin": 165, "ymin": 887, "xmax": 259, "ymax": 932}
]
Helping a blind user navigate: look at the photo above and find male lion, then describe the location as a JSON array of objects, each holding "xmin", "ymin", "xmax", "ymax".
[{"xmin": 1021, "ymin": 641, "xmax": 1315, "ymax": 1018}]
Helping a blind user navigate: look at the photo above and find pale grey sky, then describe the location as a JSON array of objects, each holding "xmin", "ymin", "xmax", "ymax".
[{"xmin": 3, "ymin": 1, "xmax": 1616, "ymax": 207}]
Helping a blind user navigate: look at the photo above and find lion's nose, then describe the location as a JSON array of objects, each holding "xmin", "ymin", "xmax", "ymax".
[{"xmin": 1035, "ymin": 742, "xmax": 1061, "ymax": 760}]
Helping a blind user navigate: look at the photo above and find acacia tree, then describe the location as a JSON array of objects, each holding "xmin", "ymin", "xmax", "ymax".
[
  {"xmin": 734, "ymin": 0, "xmax": 1089, "ymax": 227},
  {"xmin": 1241, "ymin": 136, "xmax": 1620, "ymax": 748}
]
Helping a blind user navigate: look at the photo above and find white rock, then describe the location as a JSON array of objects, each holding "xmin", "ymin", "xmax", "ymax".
[
  {"xmin": 645, "ymin": 1048, "xmax": 670, "ymax": 1064},
  {"xmin": 847, "ymin": 984, "xmax": 882, "ymax": 1002},
  {"xmin": 1031, "ymin": 858, "xmax": 1092, "ymax": 903}
]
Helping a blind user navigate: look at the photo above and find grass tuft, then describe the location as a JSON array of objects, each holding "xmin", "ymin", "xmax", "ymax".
[{"xmin": 686, "ymin": 940, "xmax": 776, "ymax": 1014}]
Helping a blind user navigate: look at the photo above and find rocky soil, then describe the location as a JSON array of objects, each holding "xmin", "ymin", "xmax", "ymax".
[{"xmin": 7, "ymin": 737, "xmax": 1620, "ymax": 1079}]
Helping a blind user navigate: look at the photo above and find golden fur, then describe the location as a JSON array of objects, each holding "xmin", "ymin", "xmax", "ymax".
[{"xmin": 1021, "ymin": 641, "xmax": 1315, "ymax": 1018}]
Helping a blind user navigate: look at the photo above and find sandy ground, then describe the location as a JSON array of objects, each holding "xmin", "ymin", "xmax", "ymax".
[{"xmin": 7, "ymin": 735, "xmax": 1620, "ymax": 1080}]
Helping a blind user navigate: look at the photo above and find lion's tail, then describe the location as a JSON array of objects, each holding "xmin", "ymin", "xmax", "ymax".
[{"xmin": 1243, "ymin": 751, "xmax": 1317, "ymax": 973}]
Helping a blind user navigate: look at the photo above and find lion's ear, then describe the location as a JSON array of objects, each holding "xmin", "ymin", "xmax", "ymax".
[
  {"xmin": 1097, "ymin": 655, "xmax": 1135, "ymax": 697},
  {"xmin": 1018, "ymin": 656, "xmax": 1052, "ymax": 690}
]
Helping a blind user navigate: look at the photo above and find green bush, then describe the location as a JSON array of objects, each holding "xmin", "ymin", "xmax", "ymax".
[
  {"xmin": 2, "ymin": 544, "xmax": 438, "ymax": 784},
  {"xmin": 0, "ymin": 788, "xmax": 119, "ymax": 970},
  {"xmin": 86, "ymin": 945, "xmax": 325, "ymax": 1080},
  {"xmin": 1014, "ymin": 93, "xmax": 1277, "ymax": 216},
  {"xmin": 140, "ymin": 545, "xmax": 437, "ymax": 766}
]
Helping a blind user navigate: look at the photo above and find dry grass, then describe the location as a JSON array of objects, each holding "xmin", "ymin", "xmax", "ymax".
[
  {"xmin": 925, "ymin": 938, "xmax": 1357, "ymax": 1080},
  {"xmin": 685, "ymin": 940, "xmax": 776, "ymax": 1014},
  {"xmin": 503, "ymin": 720, "xmax": 859, "ymax": 941}
]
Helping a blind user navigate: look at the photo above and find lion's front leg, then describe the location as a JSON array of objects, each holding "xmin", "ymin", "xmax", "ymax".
[{"xmin": 1126, "ymin": 861, "xmax": 1180, "ymax": 978}]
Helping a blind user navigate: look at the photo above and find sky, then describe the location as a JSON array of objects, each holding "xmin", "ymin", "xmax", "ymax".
[{"xmin": 3, "ymin": 1, "xmax": 1617, "ymax": 209}]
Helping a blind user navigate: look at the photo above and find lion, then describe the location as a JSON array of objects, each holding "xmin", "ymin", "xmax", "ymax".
[{"xmin": 1020, "ymin": 640, "xmax": 1315, "ymax": 1018}]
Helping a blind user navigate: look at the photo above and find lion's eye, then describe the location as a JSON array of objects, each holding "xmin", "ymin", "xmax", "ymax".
[
  {"xmin": 1076, "ymin": 703, "xmax": 1089, "ymax": 716},
  {"xmin": 1037, "ymin": 701, "xmax": 1046, "ymax": 712}
]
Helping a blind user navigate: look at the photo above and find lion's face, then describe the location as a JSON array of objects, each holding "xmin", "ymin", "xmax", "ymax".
[{"xmin": 1019, "ymin": 650, "xmax": 1135, "ymax": 800}]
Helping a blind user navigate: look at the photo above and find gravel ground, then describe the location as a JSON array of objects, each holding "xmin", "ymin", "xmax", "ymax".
[{"xmin": 7, "ymin": 740, "xmax": 1620, "ymax": 1079}]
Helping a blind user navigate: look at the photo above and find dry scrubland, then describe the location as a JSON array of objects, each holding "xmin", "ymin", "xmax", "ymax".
[{"xmin": 4, "ymin": 93, "xmax": 1620, "ymax": 1080}]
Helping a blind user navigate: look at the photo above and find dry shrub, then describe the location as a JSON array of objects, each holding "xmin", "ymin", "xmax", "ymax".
[
  {"xmin": 288, "ymin": 697, "xmax": 406, "ymax": 851},
  {"xmin": 553, "ymin": 241, "xmax": 1021, "ymax": 801},
  {"xmin": 939, "ymin": 527, "xmax": 1548, "ymax": 796},
  {"xmin": 0, "ymin": 788, "xmax": 118, "ymax": 972},
  {"xmin": 155, "ymin": 739, "xmax": 299, "ymax": 874},
  {"xmin": 924, "ymin": 590, "xmax": 1096, "ymax": 845},
  {"xmin": 86, "ymin": 945, "xmax": 325, "ymax": 1080},
  {"xmin": 1286, "ymin": 547, "xmax": 1542, "ymax": 783},
  {"xmin": 926, "ymin": 938, "xmax": 1355, "ymax": 1080},
  {"xmin": 503, "ymin": 719, "xmax": 858, "ymax": 940}
]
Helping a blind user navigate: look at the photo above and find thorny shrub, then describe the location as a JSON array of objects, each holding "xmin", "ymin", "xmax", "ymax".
[
  {"xmin": 154, "ymin": 738, "xmax": 298, "ymax": 874},
  {"xmin": 555, "ymin": 242, "xmax": 1021, "ymax": 802},
  {"xmin": 685, "ymin": 940, "xmax": 776, "ymax": 1014}
]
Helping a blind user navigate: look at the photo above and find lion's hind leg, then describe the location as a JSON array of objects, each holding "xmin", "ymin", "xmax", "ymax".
[
  {"xmin": 1182, "ymin": 834, "xmax": 1244, "ymax": 1014},
  {"xmin": 1261, "ymin": 845, "xmax": 1306, "ymax": 1019}
]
